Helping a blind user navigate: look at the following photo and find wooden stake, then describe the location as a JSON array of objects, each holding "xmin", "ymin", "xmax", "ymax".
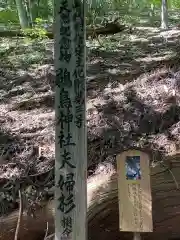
[
  {"xmin": 133, "ymin": 232, "xmax": 141, "ymax": 240},
  {"xmin": 54, "ymin": 1, "xmax": 87, "ymax": 240}
]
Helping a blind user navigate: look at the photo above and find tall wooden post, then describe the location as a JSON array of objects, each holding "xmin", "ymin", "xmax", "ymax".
[{"xmin": 54, "ymin": 1, "xmax": 87, "ymax": 240}]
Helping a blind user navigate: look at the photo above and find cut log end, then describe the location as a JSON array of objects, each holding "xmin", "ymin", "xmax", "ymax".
[{"xmin": 1, "ymin": 162, "xmax": 180, "ymax": 240}]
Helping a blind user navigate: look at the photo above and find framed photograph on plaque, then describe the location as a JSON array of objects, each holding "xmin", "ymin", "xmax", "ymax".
[{"xmin": 117, "ymin": 150, "xmax": 153, "ymax": 232}]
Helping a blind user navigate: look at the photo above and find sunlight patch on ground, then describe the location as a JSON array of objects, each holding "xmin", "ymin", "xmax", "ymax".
[
  {"xmin": 106, "ymin": 67, "xmax": 135, "ymax": 76},
  {"xmin": 136, "ymin": 52, "xmax": 176, "ymax": 63},
  {"xmin": 136, "ymin": 27, "xmax": 160, "ymax": 33},
  {"xmin": 1, "ymin": 25, "xmax": 180, "ymax": 180},
  {"xmin": 104, "ymin": 83, "xmax": 125, "ymax": 94},
  {"xmin": 128, "ymin": 35, "xmax": 149, "ymax": 43},
  {"xmin": 134, "ymin": 27, "xmax": 180, "ymax": 41},
  {"xmin": 0, "ymin": 41, "xmax": 10, "ymax": 49},
  {"xmin": 159, "ymin": 29, "xmax": 180, "ymax": 38},
  {"xmin": 106, "ymin": 68, "xmax": 121, "ymax": 75}
]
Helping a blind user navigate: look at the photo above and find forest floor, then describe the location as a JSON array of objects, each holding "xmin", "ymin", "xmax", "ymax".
[{"xmin": 0, "ymin": 26, "xmax": 180, "ymax": 214}]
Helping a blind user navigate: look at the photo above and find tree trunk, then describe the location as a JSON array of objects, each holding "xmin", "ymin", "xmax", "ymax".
[
  {"xmin": 26, "ymin": 0, "xmax": 39, "ymax": 26},
  {"xmin": 161, "ymin": 0, "xmax": 168, "ymax": 29},
  {"xmin": 26, "ymin": 0, "xmax": 33, "ymax": 27},
  {"xmin": 15, "ymin": 0, "xmax": 29, "ymax": 29},
  {"xmin": 54, "ymin": 1, "xmax": 87, "ymax": 240}
]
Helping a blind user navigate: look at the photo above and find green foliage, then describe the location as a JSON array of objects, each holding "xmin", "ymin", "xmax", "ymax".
[
  {"xmin": 0, "ymin": 37, "xmax": 47, "ymax": 70},
  {"xmin": 169, "ymin": 0, "xmax": 180, "ymax": 9},
  {"xmin": 34, "ymin": 17, "xmax": 49, "ymax": 28},
  {"xmin": 1, "ymin": 0, "xmax": 180, "ymax": 38},
  {"xmin": 22, "ymin": 18, "xmax": 48, "ymax": 40},
  {"xmin": 87, "ymin": 0, "xmax": 113, "ymax": 24},
  {"xmin": 0, "ymin": 9, "xmax": 19, "ymax": 26},
  {"xmin": 36, "ymin": 0, "xmax": 53, "ymax": 21}
]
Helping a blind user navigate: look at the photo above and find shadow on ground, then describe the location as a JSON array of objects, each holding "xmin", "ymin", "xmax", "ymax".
[{"xmin": 0, "ymin": 27, "xmax": 180, "ymax": 179}]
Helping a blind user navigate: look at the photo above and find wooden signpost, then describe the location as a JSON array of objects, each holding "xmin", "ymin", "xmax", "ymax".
[
  {"xmin": 117, "ymin": 150, "xmax": 153, "ymax": 239},
  {"xmin": 54, "ymin": 1, "xmax": 87, "ymax": 240}
]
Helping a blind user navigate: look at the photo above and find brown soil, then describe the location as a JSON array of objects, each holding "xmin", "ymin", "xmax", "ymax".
[{"xmin": 1, "ymin": 27, "xmax": 180, "ymax": 239}]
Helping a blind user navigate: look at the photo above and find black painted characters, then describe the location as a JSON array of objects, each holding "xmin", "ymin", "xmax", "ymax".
[{"xmin": 55, "ymin": 0, "xmax": 85, "ymax": 238}]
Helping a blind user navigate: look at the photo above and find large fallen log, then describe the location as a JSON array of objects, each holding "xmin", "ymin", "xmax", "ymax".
[
  {"xmin": 86, "ymin": 21, "xmax": 126, "ymax": 38},
  {"xmin": 1, "ymin": 158, "xmax": 180, "ymax": 240},
  {"xmin": 0, "ymin": 22, "xmax": 126, "ymax": 39}
]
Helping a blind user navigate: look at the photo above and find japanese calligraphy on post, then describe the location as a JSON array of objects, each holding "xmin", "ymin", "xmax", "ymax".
[
  {"xmin": 54, "ymin": 1, "xmax": 86, "ymax": 240},
  {"xmin": 116, "ymin": 150, "xmax": 153, "ymax": 232}
]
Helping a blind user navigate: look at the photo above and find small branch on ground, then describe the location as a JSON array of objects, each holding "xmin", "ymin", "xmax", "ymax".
[
  {"xmin": 14, "ymin": 188, "xmax": 23, "ymax": 240},
  {"xmin": 44, "ymin": 233, "xmax": 54, "ymax": 240},
  {"xmin": 168, "ymin": 168, "xmax": 179, "ymax": 189},
  {"xmin": 44, "ymin": 222, "xmax": 49, "ymax": 240}
]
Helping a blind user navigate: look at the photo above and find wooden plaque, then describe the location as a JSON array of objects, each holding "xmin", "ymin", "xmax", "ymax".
[{"xmin": 117, "ymin": 150, "xmax": 153, "ymax": 232}]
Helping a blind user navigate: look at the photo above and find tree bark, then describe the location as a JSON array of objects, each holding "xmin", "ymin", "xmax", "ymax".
[
  {"xmin": 161, "ymin": 0, "xmax": 168, "ymax": 29},
  {"xmin": 15, "ymin": 0, "xmax": 29, "ymax": 29}
]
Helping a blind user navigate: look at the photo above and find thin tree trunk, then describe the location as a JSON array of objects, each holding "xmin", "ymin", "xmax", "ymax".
[
  {"xmin": 15, "ymin": 0, "xmax": 29, "ymax": 29},
  {"xmin": 26, "ymin": 0, "xmax": 33, "ymax": 26},
  {"xmin": 54, "ymin": 1, "xmax": 87, "ymax": 240},
  {"xmin": 27, "ymin": 0, "xmax": 38, "ymax": 26},
  {"xmin": 33, "ymin": 0, "xmax": 40, "ymax": 23},
  {"xmin": 161, "ymin": 0, "xmax": 168, "ymax": 29}
]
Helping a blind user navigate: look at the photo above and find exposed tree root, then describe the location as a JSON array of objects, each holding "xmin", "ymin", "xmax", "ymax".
[{"xmin": 1, "ymin": 161, "xmax": 180, "ymax": 240}]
